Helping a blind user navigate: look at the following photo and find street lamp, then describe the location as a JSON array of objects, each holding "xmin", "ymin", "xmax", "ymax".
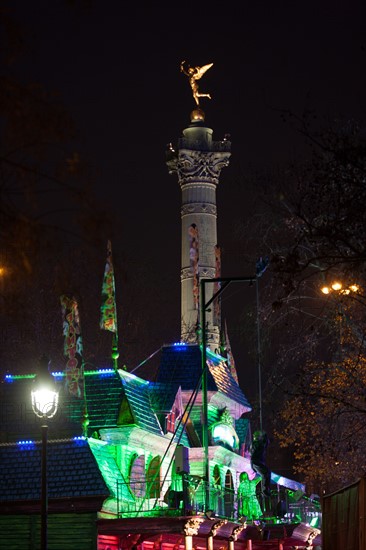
[
  {"xmin": 321, "ymin": 282, "xmax": 359, "ymax": 295},
  {"xmin": 31, "ymin": 356, "xmax": 59, "ymax": 550},
  {"xmin": 320, "ymin": 281, "xmax": 360, "ymax": 358}
]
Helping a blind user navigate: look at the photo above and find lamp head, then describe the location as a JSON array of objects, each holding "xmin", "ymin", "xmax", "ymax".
[{"xmin": 31, "ymin": 355, "xmax": 59, "ymax": 419}]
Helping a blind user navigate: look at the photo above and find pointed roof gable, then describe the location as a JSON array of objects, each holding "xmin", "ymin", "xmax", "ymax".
[
  {"xmin": 118, "ymin": 370, "xmax": 163, "ymax": 436},
  {"xmin": 149, "ymin": 382, "xmax": 190, "ymax": 447},
  {"xmin": 207, "ymin": 358, "xmax": 251, "ymax": 411},
  {"xmin": 156, "ymin": 344, "xmax": 251, "ymax": 411}
]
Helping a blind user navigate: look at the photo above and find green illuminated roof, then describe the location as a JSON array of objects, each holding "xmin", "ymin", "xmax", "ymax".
[{"xmin": 118, "ymin": 370, "xmax": 163, "ymax": 436}]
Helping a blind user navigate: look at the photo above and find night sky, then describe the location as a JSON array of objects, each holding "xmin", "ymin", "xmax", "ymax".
[{"xmin": 6, "ymin": 1, "xmax": 366, "ymax": 408}]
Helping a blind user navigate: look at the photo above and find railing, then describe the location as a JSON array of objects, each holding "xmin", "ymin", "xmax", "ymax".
[
  {"xmin": 287, "ymin": 500, "xmax": 322, "ymax": 528},
  {"xmin": 177, "ymin": 137, "xmax": 231, "ymax": 153},
  {"xmin": 116, "ymin": 478, "xmax": 236, "ymax": 519},
  {"xmin": 115, "ymin": 478, "xmax": 321, "ymax": 527}
]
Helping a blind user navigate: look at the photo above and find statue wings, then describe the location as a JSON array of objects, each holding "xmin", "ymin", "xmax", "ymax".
[{"xmin": 195, "ymin": 63, "xmax": 213, "ymax": 80}]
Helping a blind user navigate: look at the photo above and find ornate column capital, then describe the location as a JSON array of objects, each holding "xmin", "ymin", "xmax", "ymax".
[
  {"xmin": 177, "ymin": 150, "xmax": 231, "ymax": 185},
  {"xmin": 182, "ymin": 517, "xmax": 204, "ymax": 536},
  {"xmin": 208, "ymin": 519, "xmax": 228, "ymax": 537}
]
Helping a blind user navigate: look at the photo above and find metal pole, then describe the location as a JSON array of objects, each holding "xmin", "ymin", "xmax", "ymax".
[
  {"xmin": 256, "ymin": 279, "xmax": 263, "ymax": 433},
  {"xmin": 41, "ymin": 423, "xmax": 48, "ymax": 550},
  {"xmin": 200, "ymin": 276, "xmax": 257, "ymax": 512},
  {"xmin": 255, "ymin": 257, "xmax": 269, "ymax": 432},
  {"xmin": 200, "ymin": 279, "xmax": 210, "ymax": 511}
]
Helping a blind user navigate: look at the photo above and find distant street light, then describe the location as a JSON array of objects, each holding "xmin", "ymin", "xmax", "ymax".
[
  {"xmin": 320, "ymin": 281, "xmax": 361, "ymax": 358},
  {"xmin": 321, "ymin": 282, "xmax": 359, "ymax": 295},
  {"xmin": 31, "ymin": 356, "xmax": 59, "ymax": 550}
]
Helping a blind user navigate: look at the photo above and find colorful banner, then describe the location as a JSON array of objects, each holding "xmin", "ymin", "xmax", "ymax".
[
  {"xmin": 100, "ymin": 240, "xmax": 117, "ymax": 333},
  {"xmin": 60, "ymin": 295, "xmax": 84, "ymax": 398},
  {"xmin": 224, "ymin": 319, "xmax": 239, "ymax": 384},
  {"xmin": 166, "ymin": 387, "xmax": 183, "ymax": 433},
  {"xmin": 189, "ymin": 224, "xmax": 199, "ymax": 310}
]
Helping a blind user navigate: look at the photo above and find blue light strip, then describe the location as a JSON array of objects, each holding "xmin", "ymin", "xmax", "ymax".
[
  {"xmin": 5, "ymin": 374, "xmax": 35, "ymax": 381},
  {"xmin": 97, "ymin": 368, "xmax": 115, "ymax": 374},
  {"xmin": 4, "ymin": 368, "xmax": 116, "ymax": 381},
  {"xmin": 73, "ymin": 436, "xmax": 87, "ymax": 445}
]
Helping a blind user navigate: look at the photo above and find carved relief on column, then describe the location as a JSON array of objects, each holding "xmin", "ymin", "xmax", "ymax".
[
  {"xmin": 181, "ymin": 316, "xmax": 200, "ymax": 344},
  {"xmin": 181, "ymin": 203, "xmax": 217, "ymax": 216},
  {"xmin": 177, "ymin": 150, "xmax": 231, "ymax": 185},
  {"xmin": 199, "ymin": 267, "xmax": 216, "ymax": 278},
  {"xmin": 183, "ymin": 517, "xmax": 204, "ymax": 536},
  {"xmin": 181, "ymin": 267, "xmax": 216, "ymax": 282}
]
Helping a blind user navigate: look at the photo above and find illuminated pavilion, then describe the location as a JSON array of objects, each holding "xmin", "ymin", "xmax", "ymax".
[{"xmin": 0, "ymin": 99, "xmax": 321, "ymax": 550}]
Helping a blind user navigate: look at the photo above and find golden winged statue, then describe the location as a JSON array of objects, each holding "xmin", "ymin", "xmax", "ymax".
[{"xmin": 180, "ymin": 61, "xmax": 213, "ymax": 106}]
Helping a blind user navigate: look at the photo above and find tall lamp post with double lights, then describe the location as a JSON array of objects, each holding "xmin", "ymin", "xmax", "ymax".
[
  {"xmin": 320, "ymin": 281, "xmax": 360, "ymax": 357},
  {"xmin": 31, "ymin": 356, "xmax": 59, "ymax": 550}
]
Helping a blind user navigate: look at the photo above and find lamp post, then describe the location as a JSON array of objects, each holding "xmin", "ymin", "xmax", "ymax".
[
  {"xmin": 255, "ymin": 257, "xmax": 269, "ymax": 432},
  {"xmin": 31, "ymin": 356, "xmax": 59, "ymax": 550},
  {"xmin": 320, "ymin": 281, "xmax": 360, "ymax": 358}
]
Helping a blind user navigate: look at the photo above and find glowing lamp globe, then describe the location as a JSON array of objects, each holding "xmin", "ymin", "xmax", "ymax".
[
  {"xmin": 331, "ymin": 282, "xmax": 342, "ymax": 291},
  {"xmin": 31, "ymin": 356, "xmax": 59, "ymax": 419}
]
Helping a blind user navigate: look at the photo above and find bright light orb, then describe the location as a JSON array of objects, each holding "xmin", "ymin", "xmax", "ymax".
[
  {"xmin": 331, "ymin": 282, "xmax": 342, "ymax": 291},
  {"xmin": 31, "ymin": 356, "xmax": 59, "ymax": 419},
  {"xmin": 321, "ymin": 282, "xmax": 360, "ymax": 295},
  {"xmin": 31, "ymin": 388, "xmax": 59, "ymax": 418},
  {"xmin": 349, "ymin": 284, "xmax": 359, "ymax": 293}
]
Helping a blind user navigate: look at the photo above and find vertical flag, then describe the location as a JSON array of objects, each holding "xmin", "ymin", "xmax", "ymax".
[
  {"xmin": 100, "ymin": 240, "xmax": 119, "ymax": 369},
  {"xmin": 166, "ymin": 408, "xmax": 176, "ymax": 433},
  {"xmin": 100, "ymin": 240, "xmax": 117, "ymax": 333},
  {"xmin": 166, "ymin": 386, "xmax": 183, "ymax": 434},
  {"xmin": 224, "ymin": 319, "xmax": 239, "ymax": 384},
  {"xmin": 60, "ymin": 295, "xmax": 84, "ymax": 398}
]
